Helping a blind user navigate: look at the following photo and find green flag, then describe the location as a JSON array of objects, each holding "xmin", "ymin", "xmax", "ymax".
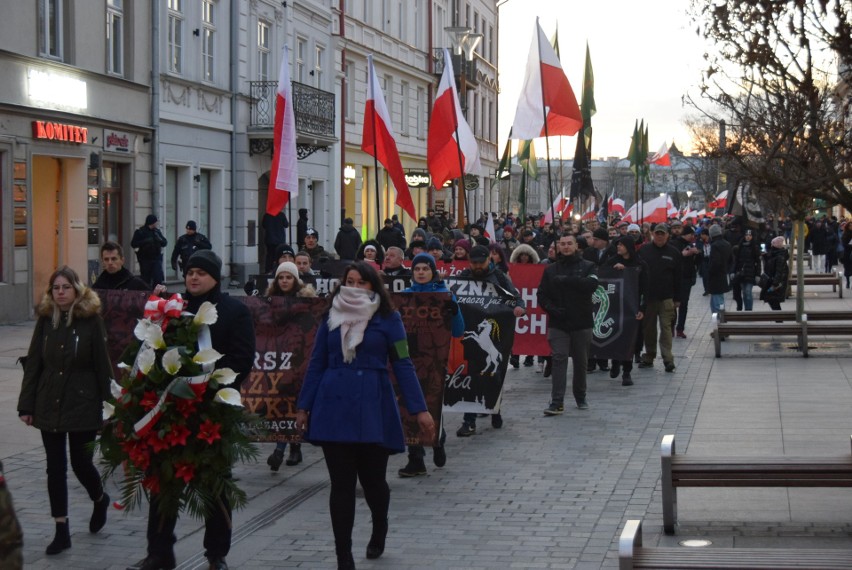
[
  {"xmin": 518, "ymin": 139, "xmax": 538, "ymax": 179},
  {"xmin": 550, "ymin": 24, "xmax": 560, "ymax": 61},
  {"xmin": 628, "ymin": 120, "xmax": 640, "ymax": 176},
  {"xmin": 642, "ymin": 122, "xmax": 651, "ymax": 183},
  {"xmin": 491, "ymin": 135, "xmax": 513, "ymax": 189},
  {"xmin": 518, "ymin": 169, "xmax": 527, "ymax": 221}
]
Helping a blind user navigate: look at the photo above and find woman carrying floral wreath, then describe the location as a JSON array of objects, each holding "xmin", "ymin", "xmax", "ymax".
[{"xmin": 295, "ymin": 261, "xmax": 435, "ymax": 570}]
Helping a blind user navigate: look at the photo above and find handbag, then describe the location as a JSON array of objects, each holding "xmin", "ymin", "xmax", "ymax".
[{"xmin": 758, "ymin": 272, "xmax": 771, "ymax": 290}]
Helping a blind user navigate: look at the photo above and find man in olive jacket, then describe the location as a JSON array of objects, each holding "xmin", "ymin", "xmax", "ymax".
[{"xmin": 537, "ymin": 234, "xmax": 599, "ymax": 413}]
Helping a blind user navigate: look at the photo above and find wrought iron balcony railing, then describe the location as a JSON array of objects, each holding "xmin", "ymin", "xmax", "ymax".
[
  {"xmin": 432, "ymin": 49, "xmax": 479, "ymax": 87},
  {"xmin": 249, "ymin": 80, "xmax": 335, "ymax": 137}
]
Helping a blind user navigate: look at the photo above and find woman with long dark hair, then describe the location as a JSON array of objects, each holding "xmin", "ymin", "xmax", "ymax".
[
  {"xmin": 17, "ymin": 266, "xmax": 112, "ymax": 555},
  {"xmin": 295, "ymin": 262, "xmax": 435, "ymax": 569}
]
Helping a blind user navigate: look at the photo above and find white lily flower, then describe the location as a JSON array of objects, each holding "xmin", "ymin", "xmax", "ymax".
[
  {"xmin": 136, "ymin": 345, "xmax": 156, "ymax": 375},
  {"xmin": 110, "ymin": 379, "xmax": 123, "ymax": 399},
  {"xmin": 117, "ymin": 362, "xmax": 130, "ymax": 370},
  {"xmin": 210, "ymin": 368, "xmax": 238, "ymax": 386},
  {"xmin": 193, "ymin": 348, "xmax": 223, "ymax": 366},
  {"xmin": 162, "ymin": 348, "xmax": 183, "ymax": 376},
  {"xmin": 103, "ymin": 401, "xmax": 115, "ymax": 420},
  {"xmin": 134, "ymin": 319, "xmax": 165, "ymax": 349},
  {"xmin": 193, "ymin": 302, "xmax": 218, "ymax": 326},
  {"xmin": 214, "ymin": 387, "xmax": 243, "ymax": 407}
]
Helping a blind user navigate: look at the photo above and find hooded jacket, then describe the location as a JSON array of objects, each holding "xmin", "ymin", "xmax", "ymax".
[
  {"xmin": 334, "ymin": 221, "xmax": 362, "ymax": 261},
  {"xmin": 18, "ymin": 288, "xmax": 112, "ymax": 432},
  {"xmin": 761, "ymin": 246, "xmax": 789, "ymax": 303},
  {"xmin": 510, "ymin": 243, "xmax": 540, "ymax": 264},
  {"xmin": 537, "ymin": 253, "xmax": 598, "ymax": 331}
]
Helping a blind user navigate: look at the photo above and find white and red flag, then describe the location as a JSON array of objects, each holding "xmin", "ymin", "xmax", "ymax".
[
  {"xmin": 362, "ymin": 55, "xmax": 417, "ymax": 220},
  {"xmin": 484, "ymin": 214, "xmax": 497, "ymax": 243},
  {"xmin": 543, "ymin": 191, "xmax": 571, "ymax": 224},
  {"xmin": 510, "ymin": 19, "xmax": 582, "ymax": 140},
  {"xmin": 581, "ymin": 199, "xmax": 597, "ymax": 221},
  {"xmin": 427, "ymin": 48, "xmax": 481, "ymax": 189},
  {"xmin": 648, "ymin": 142, "xmax": 671, "ymax": 166},
  {"xmin": 610, "ymin": 197, "xmax": 626, "ymax": 216},
  {"xmin": 707, "ymin": 190, "xmax": 728, "ymax": 210},
  {"xmin": 266, "ymin": 45, "xmax": 298, "ymax": 216}
]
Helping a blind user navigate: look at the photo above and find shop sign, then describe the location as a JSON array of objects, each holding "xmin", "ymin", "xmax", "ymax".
[
  {"xmin": 104, "ymin": 129, "xmax": 134, "ymax": 153},
  {"xmin": 405, "ymin": 171, "xmax": 431, "ymax": 188},
  {"xmin": 32, "ymin": 120, "xmax": 88, "ymax": 144}
]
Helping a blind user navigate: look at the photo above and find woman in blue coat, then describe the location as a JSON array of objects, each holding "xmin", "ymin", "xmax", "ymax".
[
  {"xmin": 398, "ymin": 253, "xmax": 464, "ymax": 478},
  {"xmin": 295, "ymin": 262, "xmax": 435, "ymax": 570}
]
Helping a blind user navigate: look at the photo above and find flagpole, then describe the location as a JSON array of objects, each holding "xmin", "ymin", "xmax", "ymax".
[{"xmin": 369, "ymin": 107, "xmax": 382, "ymax": 234}]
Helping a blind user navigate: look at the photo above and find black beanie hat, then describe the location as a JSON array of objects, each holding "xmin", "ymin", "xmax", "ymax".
[
  {"xmin": 186, "ymin": 250, "xmax": 222, "ymax": 282},
  {"xmin": 145, "ymin": 214, "xmax": 158, "ymax": 226}
]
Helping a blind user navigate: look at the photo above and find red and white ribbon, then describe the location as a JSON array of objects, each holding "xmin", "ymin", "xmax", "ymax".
[{"xmin": 133, "ymin": 373, "xmax": 211, "ymax": 436}]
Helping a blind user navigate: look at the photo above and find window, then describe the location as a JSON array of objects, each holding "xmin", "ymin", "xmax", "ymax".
[
  {"xmin": 38, "ymin": 0, "xmax": 63, "ymax": 60},
  {"xmin": 400, "ymin": 81, "xmax": 409, "ymax": 136},
  {"xmin": 398, "ymin": 1, "xmax": 405, "ymax": 40},
  {"xmin": 489, "ymin": 24, "xmax": 494, "ymax": 62},
  {"xmin": 295, "ymin": 37, "xmax": 306, "ymax": 83},
  {"xmin": 107, "ymin": 0, "xmax": 124, "ymax": 75},
  {"xmin": 167, "ymin": 0, "xmax": 183, "ymax": 74},
  {"xmin": 416, "ymin": 87, "xmax": 425, "ymax": 137},
  {"xmin": 344, "ymin": 60, "xmax": 354, "ymax": 120},
  {"xmin": 488, "ymin": 101, "xmax": 494, "ymax": 141},
  {"xmin": 314, "ymin": 45, "xmax": 324, "ymax": 87},
  {"xmin": 199, "ymin": 170, "xmax": 212, "ymax": 234},
  {"xmin": 381, "ymin": 0, "xmax": 390, "ymax": 32},
  {"xmin": 383, "ymin": 75, "xmax": 393, "ymax": 124},
  {"xmin": 257, "ymin": 21, "xmax": 270, "ymax": 81},
  {"xmin": 414, "ymin": 0, "xmax": 423, "ymax": 48},
  {"xmin": 363, "ymin": 0, "xmax": 372, "ymax": 23},
  {"xmin": 201, "ymin": 0, "xmax": 215, "ymax": 82}
]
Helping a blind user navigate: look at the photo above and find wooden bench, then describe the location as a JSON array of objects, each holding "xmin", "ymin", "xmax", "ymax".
[
  {"xmin": 712, "ymin": 313, "xmax": 804, "ymax": 357},
  {"xmin": 790, "ymin": 271, "xmax": 843, "ymax": 298},
  {"xmin": 718, "ymin": 309, "xmax": 852, "ymax": 324},
  {"xmin": 660, "ymin": 434, "xmax": 852, "ymax": 534},
  {"xmin": 619, "ymin": 518, "xmax": 852, "ymax": 569}
]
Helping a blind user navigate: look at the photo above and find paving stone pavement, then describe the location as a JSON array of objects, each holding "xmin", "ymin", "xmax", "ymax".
[{"xmin": 2, "ymin": 283, "xmax": 852, "ymax": 569}]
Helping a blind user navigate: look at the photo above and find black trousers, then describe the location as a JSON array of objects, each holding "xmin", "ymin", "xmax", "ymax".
[
  {"xmin": 321, "ymin": 443, "xmax": 390, "ymax": 551},
  {"xmin": 41, "ymin": 430, "xmax": 103, "ymax": 518},
  {"xmin": 146, "ymin": 488, "xmax": 231, "ymax": 560}
]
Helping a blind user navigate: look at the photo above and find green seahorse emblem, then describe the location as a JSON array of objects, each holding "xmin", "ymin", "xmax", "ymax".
[{"xmin": 592, "ymin": 285, "xmax": 615, "ymax": 339}]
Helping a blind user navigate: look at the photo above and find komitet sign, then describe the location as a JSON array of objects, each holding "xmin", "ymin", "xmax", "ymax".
[{"xmin": 32, "ymin": 120, "xmax": 88, "ymax": 144}]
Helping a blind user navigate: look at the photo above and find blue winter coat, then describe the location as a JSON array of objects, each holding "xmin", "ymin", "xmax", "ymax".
[
  {"xmin": 297, "ymin": 311, "xmax": 427, "ymax": 453},
  {"xmin": 403, "ymin": 280, "xmax": 465, "ymax": 338}
]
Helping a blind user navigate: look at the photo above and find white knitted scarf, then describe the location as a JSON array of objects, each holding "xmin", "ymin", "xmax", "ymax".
[{"xmin": 327, "ymin": 286, "xmax": 381, "ymax": 363}]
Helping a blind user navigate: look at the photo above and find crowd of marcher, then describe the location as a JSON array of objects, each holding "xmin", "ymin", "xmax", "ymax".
[{"xmin": 8, "ymin": 207, "xmax": 851, "ymax": 570}]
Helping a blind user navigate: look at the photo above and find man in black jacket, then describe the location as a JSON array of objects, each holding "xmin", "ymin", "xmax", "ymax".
[
  {"xmin": 93, "ymin": 242, "xmax": 155, "ymax": 292},
  {"xmin": 333, "ymin": 218, "xmax": 361, "ymax": 261},
  {"xmin": 130, "ymin": 249, "xmax": 254, "ymax": 570},
  {"xmin": 637, "ymin": 224, "xmax": 682, "ymax": 372},
  {"xmin": 170, "ymin": 221, "xmax": 213, "ymax": 277},
  {"xmin": 670, "ymin": 226, "xmax": 700, "ymax": 338},
  {"xmin": 131, "ymin": 214, "xmax": 168, "ymax": 287},
  {"xmin": 707, "ymin": 224, "xmax": 733, "ymax": 314},
  {"xmin": 455, "ymin": 245, "xmax": 526, "ymax": 436},
  {"xmin": 582, "ymin": 228, "xmax": 614, "ymax": 373},
  {"xmin": 376, "ymin": 218, "xmax": 406, "ymax": 251},
  {"xmin": 537, "ymin": 234, "xmax": 599, "ymax": 413}
]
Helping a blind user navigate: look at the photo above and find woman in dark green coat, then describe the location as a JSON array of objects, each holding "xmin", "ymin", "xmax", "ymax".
[{"xmin": 17, "ymin": 266, "xmax": 113, "ymax": 555}]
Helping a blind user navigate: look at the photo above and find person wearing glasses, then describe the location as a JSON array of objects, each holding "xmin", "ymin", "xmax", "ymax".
[{"xmin": 17, "ymin": 266, "xmax": 113, "ymax": 556}]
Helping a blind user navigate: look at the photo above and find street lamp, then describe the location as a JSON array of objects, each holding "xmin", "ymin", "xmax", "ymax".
[{"xmin": 443, "ymin": 26, "xmax": 483, "ymax": 228}]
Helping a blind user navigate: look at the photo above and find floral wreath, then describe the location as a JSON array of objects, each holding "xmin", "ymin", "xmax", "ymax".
[{"xmin": 98, "ymin": 294, "xmax": 258, "ymax": 521}]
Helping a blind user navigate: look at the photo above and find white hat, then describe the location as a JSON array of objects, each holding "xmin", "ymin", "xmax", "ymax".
[
  {"xmin": 275, "ymin": 262, "xmax": 302, "ymax": 285},
  {"xmin": 364, "ymin": 244, "xmax": 377, "ymax": 252},
  {"xmin": 627, "ymin": 224, "xmax": 641, "ymax": 232}
]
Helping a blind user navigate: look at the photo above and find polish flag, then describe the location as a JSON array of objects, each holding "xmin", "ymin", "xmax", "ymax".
[
  {"xmin": 622, "ymin": 202, "xmax": 638, "ymax": 223},
  {"xmin": 610, "ymin": 197, "xmax": 626, "ymax": 215},
  {"xmin": 484, "ymin": 215, "xmax": 497, "ymax": 243},
  {"xmin": 649, "ymin": 142, "xmax": 671, "ymax": 166},
  {"xmin": 266, "ymin": 45, "xmax": 298, "ymax": 216},
  {"xmin": 510, "ymin": 19, "xmax": 583, "ymax": 140},
  {"xmin": 362, "ymin": 55, "xmax": 416, "ymax": 221},
  {"xmin": 683, "ymin": 208, "xmax": 698, "ymax": 220},
  {"xmin": 427, "ymin": 48, "xmax": 481, "ymax": 189},
  {"xmin": 642, "ymin": 195, "xmax": 670, "ymax": 224},
  {"xmin": 543, "ymin": 191, "xmax": 570, "ymax": 224},
  {"xmin": 581, "ymin": 199, "xmax": 597, "ymax": 221},
  {"xmin": 666, "ymin": 195, "xmax": 678, "ymax": 217},
  {"xmin": 707, "ymin": 190, "xmax": 728, "ymax": 210}
]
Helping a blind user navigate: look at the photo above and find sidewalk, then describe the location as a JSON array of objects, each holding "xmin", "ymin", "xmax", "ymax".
[{"xmin": 2, "ymin": 282, "xmax": 852, "ymax": 569}]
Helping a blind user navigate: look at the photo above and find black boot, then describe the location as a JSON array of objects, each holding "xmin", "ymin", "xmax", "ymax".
[
  {"xmin": 90, "ymin": 492, "xmax": 110, "ymax": 533},
  {"xmin": 285, "ymin": 445, "xmax": 302, "ymax": 466},
  {"xmin": 267, "ymin": 448, "xmax": 284, "ymax": 471},
  {"xmin": 398, "ymin": 456, "xmax": 427, "ymax": 477},
  {"xmin": 366, "ymin": 518, "xmax": 388, "ymax": 559},
  {"xmin": 523, "ymin": 355, "xmax": 534, "ymax": 367},
  {"xmin": 336, "ymin": 544, "xmax": 355, "ymax": 570},
  {"xmin": 609, "ymin": 362, "xmax": 621, "ymax": 379},
  {"xmin": 509, "ymin": 355, "xmax": 519, "ymax": 369},
  {"xmin": 46, "ymin": 520, "xmax": 71, "ymax": 555}
]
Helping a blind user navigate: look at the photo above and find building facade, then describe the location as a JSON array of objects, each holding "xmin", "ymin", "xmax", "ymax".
[{"xmin": 0, "ymin": 0, "xmax": 153, "ymax": 322}]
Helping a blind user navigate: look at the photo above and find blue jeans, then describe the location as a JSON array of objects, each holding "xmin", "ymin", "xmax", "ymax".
[
  {"xmin": 741, "ymin": 283, "xmax": 754, "ymax": 311},
  {"xmin": 710, "ymin": 293, "xmax": 725, "ymax": 314}
]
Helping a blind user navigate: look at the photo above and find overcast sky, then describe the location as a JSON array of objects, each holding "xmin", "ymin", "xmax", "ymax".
[{"xmin": 497, "ymin": 0, "xmax": 708, "ymax": 160}]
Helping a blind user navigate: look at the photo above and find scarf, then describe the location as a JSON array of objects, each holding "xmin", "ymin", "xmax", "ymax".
[{"xmin": 328, "ymin": 286, "xmax": 381, "ymax": 363}]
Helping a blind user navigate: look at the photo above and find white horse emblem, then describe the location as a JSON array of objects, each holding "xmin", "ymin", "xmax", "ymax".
[{"xmin": 463, "ymin": 318, "xmax": 502, "ymax": 375}]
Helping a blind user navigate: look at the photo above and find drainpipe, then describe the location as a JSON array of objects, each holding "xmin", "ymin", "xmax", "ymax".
[
  {"xmin": 229, "ymin": 0, "xmax": 238, "ymax": 280},
  {"xmin": 338, "ymin": 0, "xmax": 346, "ymax": 225},
  {"xmin": 151, "ymin": 1, "xmax": 160, "ymax": 221}
]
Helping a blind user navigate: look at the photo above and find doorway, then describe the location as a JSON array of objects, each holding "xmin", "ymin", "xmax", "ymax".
[{"xmin": 32, "ymin": 156, "xmax": 62, "ymax": 303}]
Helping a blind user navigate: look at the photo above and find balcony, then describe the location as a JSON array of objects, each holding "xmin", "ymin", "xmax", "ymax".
[
  {"xmin": 248, "ymin": 80, "xmax": 337, "ymax": 158},
  {"xmin": 432, "ymin": 49, "xmax": 479, "ymax": 88}
]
